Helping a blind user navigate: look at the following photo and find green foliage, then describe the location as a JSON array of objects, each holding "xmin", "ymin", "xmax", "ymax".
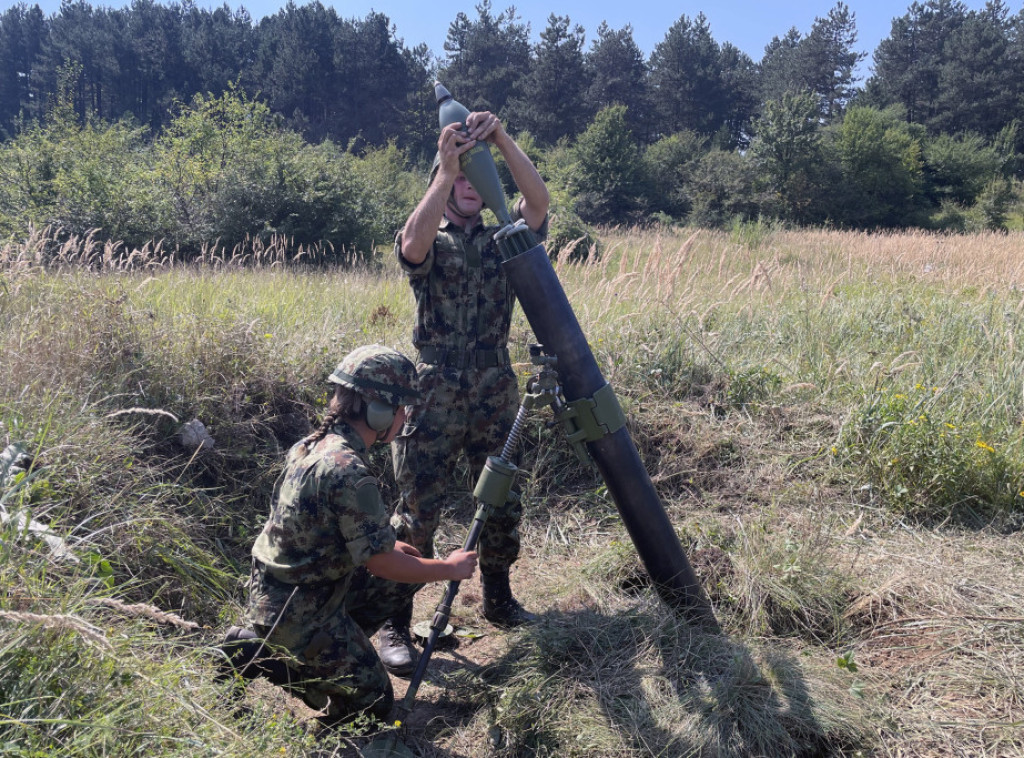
[
  {"xmin": 724, "ymin": 366, "xmax": 784, "ymax": 409},
  {"xmin": 758, "ymin": 3, "xmax": 863, "ymax": 127},
  {"xmin": 439, "ymin": 0, "xmax": 530, "ymax": 118},
  {"xmin": 504, "ymin": 14, "xmax": 589, "ymax": 145},
  {"xmin": 0, "ymin": 108, "xmax": 160, "ymax": 247},
  {"xmin": 842, "ymin": 384, "xmax": 1024, "ymax": 522},
  {"xmin": 750, "ymin": 92, "xmax": 825, "ymax": 223},
  {"xmin": 830, "ymin": 106, "xmax": 927, "ymax": 227},
  {"xmin": 973, "ymin": 176, "xmax": 1019, "ymax": 230},
  {"xmin": 648, "ymin": 13, "xmax": 735, "ymax": 138},
  {"xmin": 585, "ymin": 22, "xmax": 649, "ymax": 131},
  {"xmin": 928, "ymin": 177, "xmax": 1022, "ymax": 232},
  {"xmin": 546, "ymin": 196, "xmax": 598, "ymax": 262},
  {"xmin": 923, "ymin": 131, "xmax": 1003, "ymax": 205},
  {"xmin": 569, "ymin": 105, "xmax": 645, "ymax": 224},
  {"xmin": 154, "ymin": 88, "xmax": 378, "ymax": 255},
  {"xmin": 0, "ymin": 3, "xmax": 46, "ymax": 135},
  {"xmin": 345, "ymin": 141, "xmax": 425, "ymax": 250},
  {"xmin": 0, "ymin": 88, "xmax": 424, "ymax": 259},
  {"xmin": 3, "ymin": 0, "xmax": 1024, "ymax": 235},
  {"xmin": 687, "ymin": 148, "xmax": 758, "ymax": 228},
  {"xmin": 641, "ymin": 130, "xmax": 706, "ymax": 219},
  {"xmin": 928, "ymin": 198, "xmax": 972, "ymax": 232},
  {"xmin": 799, "ymin": 3, "xmax": 864, "ymax": 122}
]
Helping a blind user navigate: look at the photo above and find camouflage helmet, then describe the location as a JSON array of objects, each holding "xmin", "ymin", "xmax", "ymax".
[{"xmin": 328, "ymin": 345, "xmax": 420, "ymax": 406}]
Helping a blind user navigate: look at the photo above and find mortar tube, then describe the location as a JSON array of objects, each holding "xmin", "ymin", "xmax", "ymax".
[{"xmin": 502, "ymin": 243, "xmax": 717, "ymax": 627}]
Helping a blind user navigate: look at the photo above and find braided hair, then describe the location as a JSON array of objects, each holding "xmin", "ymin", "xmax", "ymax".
[{"xmin": 295, "ymin": 385, "xmax": 361, "ymax": 456}]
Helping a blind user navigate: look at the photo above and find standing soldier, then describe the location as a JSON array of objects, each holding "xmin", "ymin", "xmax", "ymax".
[
  {"xmin": 380, "ymin": 110, "xmax": 550, "ymax": 675},
  {"xmin": 220, "ymin": 345, "xmax": 477, "ymax": 724}
]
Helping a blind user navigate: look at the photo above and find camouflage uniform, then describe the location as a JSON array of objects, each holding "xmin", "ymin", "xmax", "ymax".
[
  {"xmin": 247, "ymin": 421, "xmax": 420, "ymax": 721},
  {"xmin": 392, "ymin": 199, "xmax": 547, "ymax": 573}
]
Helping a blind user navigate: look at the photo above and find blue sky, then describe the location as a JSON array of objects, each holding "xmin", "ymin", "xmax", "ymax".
[{"xmin": 24, "ymin": 0, "xmax": 999, "ymax": 82}]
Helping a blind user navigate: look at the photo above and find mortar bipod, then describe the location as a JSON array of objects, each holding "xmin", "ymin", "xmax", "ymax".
[
  {"xmin": 368, "ymin": 355, "xmax": 548, "ymax": 757},
  {"xmin": 523, "ymin": 344, "xmax": 593, "ymax": 468}
]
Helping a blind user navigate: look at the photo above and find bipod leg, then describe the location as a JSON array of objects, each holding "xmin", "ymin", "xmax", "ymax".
[{"xmin": 383, "ymin": 403, "xmax": 529, "ymax": 736}]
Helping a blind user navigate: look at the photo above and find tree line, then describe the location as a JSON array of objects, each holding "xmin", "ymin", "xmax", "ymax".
[{"xmin": 1, "ymin": 0, "xmax": 1023, "ymax": 248}]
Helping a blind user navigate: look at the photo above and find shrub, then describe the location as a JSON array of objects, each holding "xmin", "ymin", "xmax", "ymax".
[
  {"xmin": 345, "ymin": 141, "xmax": 424, "ymax": 252},
  {"xmin": 0, "ymin": 117, "xmax": 163, "ymax": 250},
  {"xmin": 842, "ymin": 384, "xmax": 1024, "ymax": 522},
  {"xmin": 0, "ymin": 87, "xmax": 424, "ymax": 262},
  {"xmin": 641, "ymin": 130, "xmax": 706, "ymax": 219},
  {"xmin": 568, "ymin": 105, "xmax": 646, "ymax": 225},
  {"xmin": 154, "ymin": 89, "xmax": 378, "ymax": 257},
  {"xmin": 686, "ymin": 149, "xmax": 758, "ymax": 228}
]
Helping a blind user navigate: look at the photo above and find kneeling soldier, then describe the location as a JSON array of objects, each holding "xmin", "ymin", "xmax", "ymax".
[{"xmin": 219, "ymin": 345, "xmax": 477, "ymax": 724}]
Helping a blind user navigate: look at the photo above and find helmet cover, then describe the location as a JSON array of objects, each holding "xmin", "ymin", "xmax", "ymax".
[{"xmin": 328, "ymin": 345, "xmax": 420, "ymax": 406}]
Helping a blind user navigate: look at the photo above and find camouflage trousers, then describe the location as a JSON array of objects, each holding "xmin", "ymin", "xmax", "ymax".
[
  {"xmin": 249, "ymin": 563, "xmax": 421, "ymax": 722},
  {"xmin": 391, "ymin": 362, "xmax": 521, "ymax": 574}
]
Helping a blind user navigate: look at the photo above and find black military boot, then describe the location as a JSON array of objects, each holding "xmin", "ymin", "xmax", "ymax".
[
  {"xmin": 217, "ymin": 626, "xmax": 294, "ymax": 686},
  {"xmin": 482, "ymin": 570, "xmax": 537, "ymax": 628},
  {"xmin": 377, "ymin": 601, "xmax": 418, "ymax": 677}
]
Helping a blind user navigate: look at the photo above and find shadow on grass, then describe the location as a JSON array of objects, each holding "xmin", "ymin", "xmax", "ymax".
[{"xmin": 466, "ymin": 604, "xmax": 869, "ymax": 757}]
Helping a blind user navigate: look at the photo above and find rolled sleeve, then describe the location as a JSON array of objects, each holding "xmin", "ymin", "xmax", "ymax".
[
  {"xmin": 344, "ymin": 522, "xmax": 397, "ymax": 567},
  {"xmin": 342, "ymin": 476, "xmax": 398, "ymax": 566}
]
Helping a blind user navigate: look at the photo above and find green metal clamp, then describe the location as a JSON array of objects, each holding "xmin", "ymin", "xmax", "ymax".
[{"xmin": 557, "ymin": 383, "xmax": 626, "ymax": 449}]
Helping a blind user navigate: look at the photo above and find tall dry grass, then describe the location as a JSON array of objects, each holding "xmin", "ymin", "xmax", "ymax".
[
  {"xmin": 0, "ymin": 224, "xmax": 365, "ymax": 272},
  {"xmin": 1, "ymin": 224, "xmax": 1022, "ymax": 756}
]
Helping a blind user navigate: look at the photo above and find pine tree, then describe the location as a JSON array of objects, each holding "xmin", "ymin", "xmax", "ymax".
[
  {"xmin": 0, "ymin": 3, "xmax": 47, "ymax": 136},
  {"xmin": 585, "ymin": 22, "xmax": 648, "ymax": 133},
  {"xmin": 505, "ymin": 14, "xmax": 588, "ymax": 144},
  {"xmin": 648, "ymin": 13, "xmax": 725, "ymax": 138},
  {"xmin": 439, "ymin": 1, "xmax": 530, "ymax": 118}
]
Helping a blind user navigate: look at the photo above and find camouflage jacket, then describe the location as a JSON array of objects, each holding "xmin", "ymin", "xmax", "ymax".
[
  {"xmin": 395, "ymin": 199, "xmax": 547, "ymax": 352},
  {"xmin": 251, "ymin": 422, "xmax": 396, "ymax": 593}
]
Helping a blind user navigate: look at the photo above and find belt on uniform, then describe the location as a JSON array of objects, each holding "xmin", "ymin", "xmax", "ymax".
[{"xmin": 418, "ymin": 345, "xmax": 510, "ymax": 369}]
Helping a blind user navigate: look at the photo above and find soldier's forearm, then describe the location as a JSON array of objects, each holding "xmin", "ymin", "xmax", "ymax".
[
  {"xmin": 401, "ymin": 182, "xmax": 450, "ymax": 264},
  {"xmin": 495, "ymin": 135, "xmax": 549, "ymax": 231}
]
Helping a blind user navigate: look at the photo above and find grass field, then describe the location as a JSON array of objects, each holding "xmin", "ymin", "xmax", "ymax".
[{"xmin": 1, "ymin": 224, "xmax": 1023, "ymax": 756}]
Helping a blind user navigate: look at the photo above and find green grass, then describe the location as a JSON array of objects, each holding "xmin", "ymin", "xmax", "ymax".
[{"xmin": 1, "ymin": 226, "xmax": 1023, "ymax": 755}]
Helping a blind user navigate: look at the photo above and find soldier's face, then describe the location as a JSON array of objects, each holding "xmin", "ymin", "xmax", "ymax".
[
  {"xmin": 380, "ymin": 405, "xmax": 408, "ymax": 444},
  {"xmin": 451, "ymin": 172, "xmax": 483, "ymax": 216}
]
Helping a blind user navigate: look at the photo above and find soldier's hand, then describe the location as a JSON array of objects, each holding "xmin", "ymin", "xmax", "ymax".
[
  {"xmin": 444, "ymin": 548, "xmax": 478, "ymax": 581},
  {"xmin": 437, "ymin": 123, "xmax": 475, "ymax": 178},
  {"xmin": 465, "ymin": 111, "xmax": 504, "ymax": 144}
]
